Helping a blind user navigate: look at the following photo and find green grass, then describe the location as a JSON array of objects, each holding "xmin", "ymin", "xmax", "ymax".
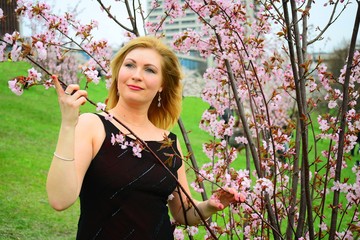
[
  {"xmin": 1, "ymin": 61, "xmax": 358, "ymax": 239},
  {"xmin": 0, "ymin": 62, "xmax": 77, "ymax": 239}
]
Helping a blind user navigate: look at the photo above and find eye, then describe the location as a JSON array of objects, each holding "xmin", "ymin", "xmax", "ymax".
[
  {"xmin": 145, "ymin": 68, "xmax": 156, "ymax": 74},
  {"xmin": 124, "ymin": 63, "xmax": 134, "ymax": 68}
]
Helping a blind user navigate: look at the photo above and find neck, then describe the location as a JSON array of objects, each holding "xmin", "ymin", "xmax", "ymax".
[{"xmin": 109, "ymin": 105, "xmax": 151, "ymax": 128}]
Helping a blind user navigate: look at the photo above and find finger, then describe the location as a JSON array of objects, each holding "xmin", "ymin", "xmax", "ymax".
[
  {"xmin": 71, "ymin": 88, "xmax": 86, "ymax": 97},
  {"xmin": 239, "ymin": 193, "xmax": 246, "ymax": 203},
  {"xmin": 65, "ymin": 89, "xmax": 88, "ymax": 106},
  {"xmin": 217, "ymin": 203, "xmax": 224, "ymax": 210},
  {"xmin": 227, "ymin": 188, "xmax": 240, "ymax": 201},
  {"xmin": 51, "ymin": 75, "xmax": 64, "ymax": 95},
  {"xmin": 221, "ymin": 187, "xmax": 236, "ymax": 197},
  {"xmin": 209, "ymin": 196, "xmax": 223, "ymax": 210},
  {"xmin": 64, "ymin": 85, "xmax": 81, "ymax": 97},
  {"xmin": 220, "ymin": 187, "xmax": 241, "ymax": 203},
  {"xmin": 75, "ymin": 92, "xmax": 88, "ymax": 105}
]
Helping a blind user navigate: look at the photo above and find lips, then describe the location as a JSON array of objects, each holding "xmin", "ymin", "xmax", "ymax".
[{"xmin": 127, "ymin": 84, "xmax": 143, "ymax": 90}]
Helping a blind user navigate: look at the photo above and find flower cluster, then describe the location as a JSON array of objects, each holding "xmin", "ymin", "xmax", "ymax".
[
  {"xmin": 2, "ymin": 0, "xmax": 112, "ymax": 88},
  {"xmin": 8, "ymin": 67, "xmax": 51, "ymax": 95},
  {"xmin": 111, "ymin": 132, "xmax": 144, "ymax": 158}
]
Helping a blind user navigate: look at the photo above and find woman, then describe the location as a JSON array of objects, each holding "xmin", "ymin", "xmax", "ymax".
[{"xmin": 47, "ymin": 36, "xmax": 243, "ymax": 239}]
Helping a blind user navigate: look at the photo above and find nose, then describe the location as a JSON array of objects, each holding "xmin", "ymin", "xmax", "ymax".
[{"xmin": 131, "ymin": 67, "xmax": 143, "ymax": 81}]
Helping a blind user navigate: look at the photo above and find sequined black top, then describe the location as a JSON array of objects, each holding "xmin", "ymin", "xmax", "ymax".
[{"xmin": 76, "ymin": 114, "xmax": 182, "ymax": 240}]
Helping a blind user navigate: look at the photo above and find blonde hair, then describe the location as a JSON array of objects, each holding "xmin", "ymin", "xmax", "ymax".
[{"xmin": 107, "ymin": 36, "xmax": 183, "ymax": 130}]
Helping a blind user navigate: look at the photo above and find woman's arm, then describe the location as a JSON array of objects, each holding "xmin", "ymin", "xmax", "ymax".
[
  {"xmin": 168, "ymin": 140, "xmax": 244, "ymax": 226},
  {"xmin": 46, "ymin": 76, "xmax": 93, "ymax": 211}
]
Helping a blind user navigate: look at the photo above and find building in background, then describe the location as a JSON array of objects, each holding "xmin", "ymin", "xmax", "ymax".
[
  {"xmin": 147, "ymin": 0, "xmax": 208, "ymax": 73},
  {"xmin": 146, "ymin": 0, "xmax": 257, "ymax": 97},
  {"xmin": 0, "ymin": 0, "xmax": 20, "ymax": 37},
  {"xmin": 146, "ymin": 0, "xmax": 208, "ymax": 96}
]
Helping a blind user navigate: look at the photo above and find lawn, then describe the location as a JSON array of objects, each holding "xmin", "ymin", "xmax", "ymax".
[{"xmin": 0, "ymin": 61, "xmax": 80, "ymax": 239}]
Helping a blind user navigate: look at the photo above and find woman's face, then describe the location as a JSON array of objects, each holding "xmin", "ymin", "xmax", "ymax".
[{"xmin": 117, "ymin": 47, "xmax": 163, "ymax": 107}]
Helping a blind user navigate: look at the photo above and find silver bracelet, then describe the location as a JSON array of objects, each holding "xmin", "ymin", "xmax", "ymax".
[{"xmin": 53, "ymin": 152, "xmax": 74, "ymax": 161}]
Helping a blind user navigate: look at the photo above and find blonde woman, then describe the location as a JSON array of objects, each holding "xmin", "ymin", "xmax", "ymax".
[{"xmin": 47, "ymin": 36, "xmax": 243, "ymax": 239}]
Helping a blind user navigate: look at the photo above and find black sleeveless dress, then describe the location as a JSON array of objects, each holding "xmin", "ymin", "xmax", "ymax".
[{"xmin": 76, "ymin": 114, "xmax": 182, "ymax": 240}]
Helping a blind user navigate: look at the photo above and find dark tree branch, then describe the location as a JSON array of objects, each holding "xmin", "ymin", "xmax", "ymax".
[{"xmin": 329, "ymin": 1, "xmax": 360, "ymax": 239}]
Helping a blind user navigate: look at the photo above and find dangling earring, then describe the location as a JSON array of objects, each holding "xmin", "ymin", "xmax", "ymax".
[{"xmin": 157, "ymin": 92, "xmax": 161, "ymax": 107}]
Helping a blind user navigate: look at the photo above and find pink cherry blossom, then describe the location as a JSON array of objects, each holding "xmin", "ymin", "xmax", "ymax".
[
  {"xmin": 28, "ymin": 68, "xmax": 42, "ymax": 82},
  {"xmin": 104, "ymin": 114, "xmax": 113, "ymax": 121},
  {"xmin": 131, "ymin": 143, "xmax": 143, "ymax": 158},
  {"xmin": 173, "ymin": 228, "xmax": 184, "ymax": 240},
  {"xmin": 8, "ymin": 79, "xmax": 23, "ymax": 95},
  {"xmin": 43, "ymin": 78, "xmax": 54, "ymax": 90},
  {"xmin": 186, "ymin": 226, "xmax": 198, "ymax": 236},
  {"xmin": 318, "ymin": 116, "xmax": 330, "ymax": 132},
  {"xmin": 96, "ymin": 102, "xmax": 106, "ymax": 112},
  {"xmin": 34, "ymin": 41, "xmax": 47, "ymax": 60},
  {"xmin": 10, "ymin": 44, "xmax": 22, "ymax": 61},
  {"xmin": 0, "ymin": 42, "xmax": 7, "ymax": 61},
  {"xmin": 167, "ymin": 194, "xmax": 174, "ymax": 201},
  {"xmin": 83, "ymin": 67, "xmax": 100, "ymax": 84},
  {"xmin": 190, "ymin": 182, "xmax": 204, "ymax": 193}
]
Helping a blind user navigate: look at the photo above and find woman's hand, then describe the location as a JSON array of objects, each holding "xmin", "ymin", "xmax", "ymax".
[
  {"xmin": 207, "ymin": 187, "xmax": 245, "ymax": 211},
  {"xmin": 52, "ymin": 75, "xmax": 88, "ymax": 125}
]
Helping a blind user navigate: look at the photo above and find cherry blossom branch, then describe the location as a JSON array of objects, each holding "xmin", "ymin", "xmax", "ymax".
[
  {"xmin": 285, "ymin": 117, "xmax": 301, "ymax": 238},
  {"xmin": 177, "ymin": 118, "xmax": 209, "ymax": 201},
  {"xmin": 183, "ymin": 0, "xmax": 263, "ymax": 178},
  {"xmin": 329, "ymin": 2, "xmax": 360, "ymax": 238},
  {"xmin": 242, "ymin": 201, "xmax": 284, "ymax": 239},
  {"xmin": 281, "ymin": 1, "xmax": 313, "ymax": 237},
  {"xmin": 317, "ymin": 108, "xmax": 342, "ymax": 238},
  {"xmin": 232, "ymin": 33, "xmax": 284, "ymax": 232},
  {"xmin": 207, "ymin": 2, "xmax": 287, "ymax": 235},
  {"xmin": 179, "ymin": 1, "xmax": 285, "ymax": 237},
  {"xmin": 127, "ymin": 0, "xmax": 139, "ymax": 35},
  {"xmin": 136, "ymin": 0, "xmax": 148, "ymax": 35},
  {"xmin": 307, "ymin": 0, "xmax": 350, "ymax": 46},
  {"xmin": 291, "ymin": 0, "xmax": 317, "ymax": 237},
  {"xmin": 36, "ymin": 13, "xmax": 110, "ymax": 74},
  {"xmin": 96, "ymin": 0, "xmax": 137, "ymax": 35},
  {"xmin": 218, "ymin": 41, "xmax": 282, "ymax": 240}
]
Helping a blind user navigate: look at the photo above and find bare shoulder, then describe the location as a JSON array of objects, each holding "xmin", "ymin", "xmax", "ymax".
[
  {"xmin": 79, "ymin": 112, "xmax": 102, "ymax": 123},
  {"xmin": 77, "ymin": 113, "xmax": 104, "ymax": 135},
  {"xmin": 76, "ymin": 113, "xmax": 106, "ymax": 153}
]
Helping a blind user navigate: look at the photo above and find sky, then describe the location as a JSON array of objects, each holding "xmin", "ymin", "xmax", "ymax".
[{"xmin": 22, "ymin": 0, "xmax": 357, "ymax": 53}]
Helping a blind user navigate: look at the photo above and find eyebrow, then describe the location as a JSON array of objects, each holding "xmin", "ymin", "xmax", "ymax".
[{"xmin": 124, "ymin": 58, "xmax": 159, "ymax": 70}]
